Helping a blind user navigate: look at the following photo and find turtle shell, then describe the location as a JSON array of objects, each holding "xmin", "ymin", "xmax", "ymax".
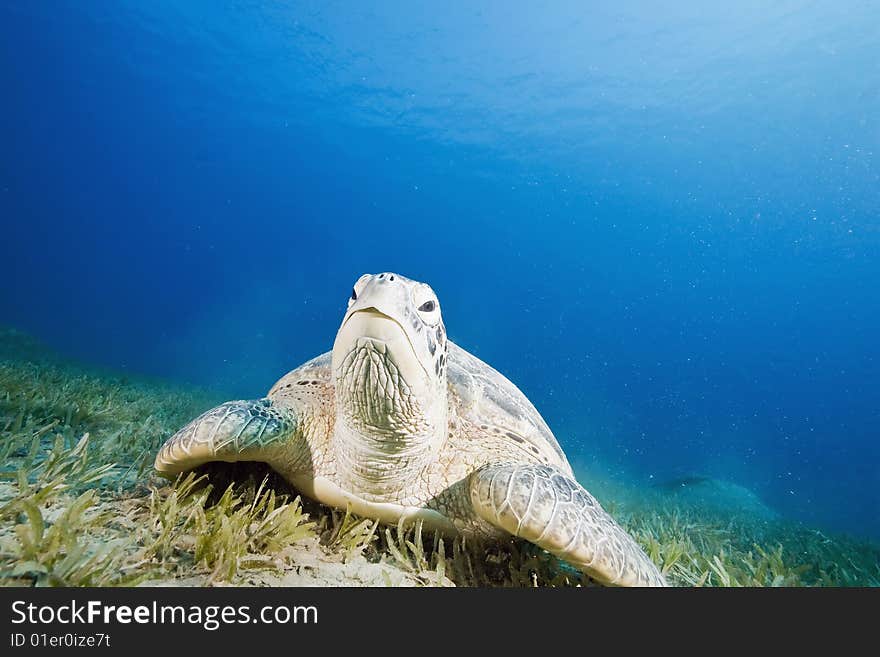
[{"xmin": 446, "ymin": 342, "xmax": 572, "ymax": 474}]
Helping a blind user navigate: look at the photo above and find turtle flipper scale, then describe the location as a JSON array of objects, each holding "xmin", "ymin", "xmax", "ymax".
[
  {"xmin": 469, "ymin": 463, "xmax": 667, "ymax": 587},
  {"xmin": 154, "ymin": 399, "xmax": 305, "ymax": 477}
]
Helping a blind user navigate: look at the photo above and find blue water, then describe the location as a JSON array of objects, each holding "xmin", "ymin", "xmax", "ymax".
[{"xmin": 1, "ymin": 2, "xmax": 878, "ymax": 538}]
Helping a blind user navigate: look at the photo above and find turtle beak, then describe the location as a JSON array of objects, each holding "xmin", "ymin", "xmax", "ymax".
[
  {"xmin": 340, "ymin": 308, "xmax": 406, "ymax": 344},
  {"xmin": 332, "ymin": 307, "xmax": 430, "ymax": 381}
]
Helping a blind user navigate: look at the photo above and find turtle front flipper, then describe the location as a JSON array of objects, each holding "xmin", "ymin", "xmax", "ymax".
[
  {"xmin": 469, "ymin": 463, "xmax": 667, "ymax": 587},
  {"xmin": 155, "ymin": 399, "xmax": 309, "ymax": 478}
]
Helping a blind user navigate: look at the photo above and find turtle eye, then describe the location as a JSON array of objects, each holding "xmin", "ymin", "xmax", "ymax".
[
  {"xmin": 350, "ymin": 288, "xmax": 357, "ymax": 301},
  {"xmin": 418, "ymin": 300, "xmax": 435, "ymax": 313}
]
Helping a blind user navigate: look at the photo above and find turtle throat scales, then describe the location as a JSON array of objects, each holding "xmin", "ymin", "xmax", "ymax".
[{"xmin": 331, "ymin": 273, "xmax": 448, "ymax": 499}]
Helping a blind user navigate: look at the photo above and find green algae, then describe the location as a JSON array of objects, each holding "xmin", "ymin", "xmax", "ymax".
[{"xmin": 0, "ymin": 328, "xmax": 878, "ymax": 587}]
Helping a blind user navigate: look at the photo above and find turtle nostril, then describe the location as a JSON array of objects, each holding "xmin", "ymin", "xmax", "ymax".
[{"xmin": 389, "ymin": 275, "xmax": 395, "ymax": 281}]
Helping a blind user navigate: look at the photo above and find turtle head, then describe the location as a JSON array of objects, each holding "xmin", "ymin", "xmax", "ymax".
[{"xmin": 331, "ymin": 273, "xmax": 448, "ymax": 486}]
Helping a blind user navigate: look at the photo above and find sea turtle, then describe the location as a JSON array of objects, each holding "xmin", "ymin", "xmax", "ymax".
[{"xmin": 155, "ymin": 272, "xmax": 666, "ymax": 586}]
